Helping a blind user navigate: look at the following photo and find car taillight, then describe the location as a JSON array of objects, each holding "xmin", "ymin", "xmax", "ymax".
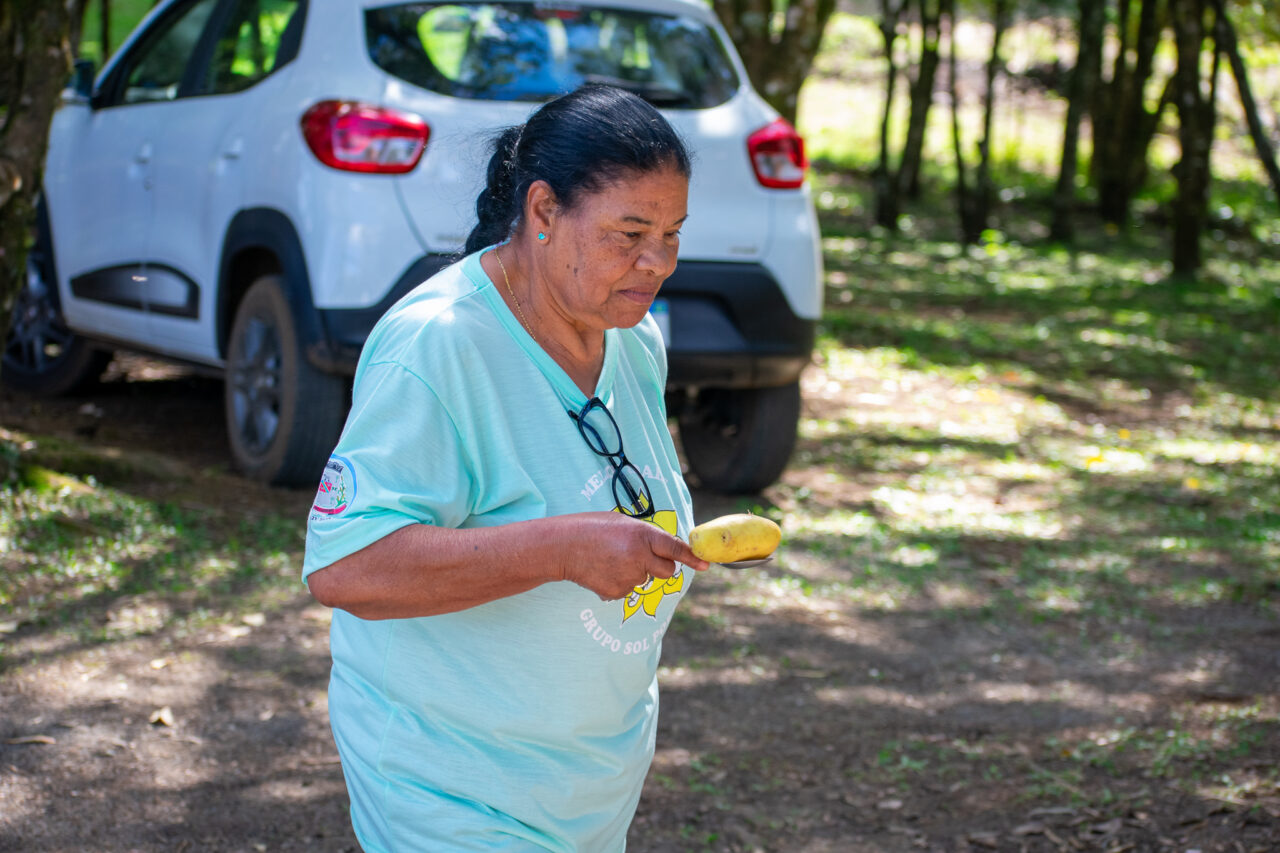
[
  {"xmin": 747, "ymin": 119, "xmax": 807, "ymax": 189},
  {"xmin": 300, "ymin": 100, "xmax": 429, "ymax": 174}
]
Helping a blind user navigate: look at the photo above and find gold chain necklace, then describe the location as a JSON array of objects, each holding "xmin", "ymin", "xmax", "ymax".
[{"xmin": 494, "ymin": 247, "xmax": 537, "ymax": 342}]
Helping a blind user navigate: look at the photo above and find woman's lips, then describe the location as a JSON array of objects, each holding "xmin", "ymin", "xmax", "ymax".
[{"xmin": 619, "ymin": 286, "xmax": 660, "ymax": 304}]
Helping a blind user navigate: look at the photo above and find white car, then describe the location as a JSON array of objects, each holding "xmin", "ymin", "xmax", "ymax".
[{"xmin": 4, "ymin": 0, "xmax": 823, "ymax": 493}]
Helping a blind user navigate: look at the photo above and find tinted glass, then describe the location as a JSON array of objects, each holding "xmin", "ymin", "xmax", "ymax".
[
  {"xmin": 365, "ymin": 2, "xmax": 739, "ymax": 107},
  {"xmin": 205, "ymin": 0, "xmax": 302, "ymax": 95},
  {"xmin": 121, "ymin": 0, "xmax": 220, "ymax": 104}
]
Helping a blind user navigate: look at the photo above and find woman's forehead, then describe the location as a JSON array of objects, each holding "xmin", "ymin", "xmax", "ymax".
[{"xmin": 581, "ymin": 168, "xmax": 689, "ymax": 219}]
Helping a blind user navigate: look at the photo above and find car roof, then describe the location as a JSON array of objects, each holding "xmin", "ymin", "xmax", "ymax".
[{"xmin": 355, "ymin": 0, "xmax": 719, "ymax": 23}]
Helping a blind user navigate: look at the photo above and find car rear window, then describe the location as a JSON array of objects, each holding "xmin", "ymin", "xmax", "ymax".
[{"xmin": 365, "ymin": 2, "xmax": 740, "ymax": 107}]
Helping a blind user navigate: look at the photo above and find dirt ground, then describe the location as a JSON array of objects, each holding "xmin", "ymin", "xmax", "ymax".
[{"xmin": 1, "ymin": 355, "xmax": 1277, "ymax": 853}]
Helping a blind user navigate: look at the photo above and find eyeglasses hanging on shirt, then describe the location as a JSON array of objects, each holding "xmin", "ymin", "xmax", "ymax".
[{"xmin": 569, "ymin": 396, "xmax": 656, "ymax": 520}]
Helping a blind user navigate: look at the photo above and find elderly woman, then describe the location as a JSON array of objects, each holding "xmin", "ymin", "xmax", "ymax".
[{"xmin": 303, "ymin": 85, "xmax": 709, "ymax": 851}]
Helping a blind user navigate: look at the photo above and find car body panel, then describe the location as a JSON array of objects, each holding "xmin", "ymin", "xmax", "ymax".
[
  {"xmin": 45, "ymin": 100, "xmax": 159, "ymax": 342},
  {"xmin": 41, "ymin": 0, "xmax": 821, "ymax": 373}
]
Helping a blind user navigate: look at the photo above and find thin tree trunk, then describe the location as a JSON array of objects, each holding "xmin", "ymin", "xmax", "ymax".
[
  {"xmin": 874, "ymin": 0, "xmax": 907, "ymax": 228},
  {"xmin": 0, "ymin": 1, "xmax": 87, "ymax": 328},
  {"xmin": 1211, "ymin": 0, "xmax": 1280, "ymax": 204},
  {"xmin": 1051, "ymin": 0, "xmax": 1105, "ymax": 242},
  {"xmin": 898, "ymin": 0, "xmax": 943, "ymax": 199},
  {"xmin": 100, "ymin": 0, "xmax": 110, "ymax": 60},
  {"xmin": 947, "ymin": 0, "xmax": 977, "ymax": 244},
  {"xmin": 972, "ymin": 0, "xmax": 1011, "ymax": 240},
  {"xmin": 1170, "ymin": 0, "xmax": 1215, "ymax": 277}
]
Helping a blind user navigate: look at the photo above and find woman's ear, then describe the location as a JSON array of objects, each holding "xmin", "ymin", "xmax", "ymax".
[{"xmin": 524, "ymin": 180, "xmax": 559, "ymax": 240}]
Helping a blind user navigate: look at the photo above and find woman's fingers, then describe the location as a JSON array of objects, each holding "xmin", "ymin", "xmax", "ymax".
[
  {"xmin": 559, "ymin": 512, "xmax": 708, "ymax": 600},
  {"xmin": 646, "ymin": 528, "xmax": 709, "ymax": 573}
]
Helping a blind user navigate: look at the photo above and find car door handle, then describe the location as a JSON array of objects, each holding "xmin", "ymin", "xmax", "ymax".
[
  {"xmin": 222, "ymin": 139, "xmax": 244, "ymax": 160},
  {"xmin": 135, "ymin": 143, "xmax": 152, "ymax": 164}
]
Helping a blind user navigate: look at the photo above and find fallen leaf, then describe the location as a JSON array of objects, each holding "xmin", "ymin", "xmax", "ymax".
[
  {"xmin": 242, "ymin": 612, "xmax": 265, "ymax": 628},
  {"xmin": 1013, "ymin": 822, "xmax": 1046, "ymax": 836},
  {"xmin": 5, "ymin": 735, "xmax": 56, "ymax": 745},
  {"xmin": 0, "ymin": 621, "xmax": 18, "ymax": 634},
  {"xmin": 967, "ymin": 832, "xmax": 999, "ymax": 849},
  {"xmin": 1030, "ymin": 807, "xmax": 1077, "ymax": 817},
  {"xmin": 149, "ymin": 658, "xmax": 169, "ymax": 670},
  {"xmin": 876, "ymin": 798, "xmax": 903, "ymax": 810},
  {"xmin": 149, "ymin": 706, "xmax": 175, "ymax": 727},
  {"xmin": 1091, "ymin": 818, "xmax": 1124, "ymax": 835}
]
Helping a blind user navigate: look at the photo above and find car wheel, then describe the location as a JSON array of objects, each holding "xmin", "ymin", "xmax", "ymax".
[
  {"xmin": 677, "ymin": 381, "xmax": 801, "ymax": 494},
  {"xmin": 224, "ymin": 275, "xmax": 346, "ymax": 486},
  {"xmin": 2, "ymin": 236, "xmax": 110, "ymax": 396}
]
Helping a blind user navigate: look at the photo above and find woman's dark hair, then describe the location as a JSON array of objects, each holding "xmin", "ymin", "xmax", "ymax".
[{"xmin": 464, "ymin": 85, "xmax": 692, "ymax": 254}]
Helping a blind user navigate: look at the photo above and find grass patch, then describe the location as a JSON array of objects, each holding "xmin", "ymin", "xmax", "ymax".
[{"xmin": 0, "ymin": 429, "xmax": 304, "ymax": 645}]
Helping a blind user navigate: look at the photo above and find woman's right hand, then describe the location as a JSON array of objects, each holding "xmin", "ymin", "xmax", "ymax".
[
  {"xmin": 307, "ymin": 511, "xmax": 708, "ymax": 619},
  {"xmin": 554, "ymin": 512, "xmax": 708, "ymax": 601}
]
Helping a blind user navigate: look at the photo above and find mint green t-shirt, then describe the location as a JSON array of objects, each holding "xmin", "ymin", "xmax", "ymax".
[{"xmin": 303, "ymin": 250, "xmax": 696, "ymax": 852}]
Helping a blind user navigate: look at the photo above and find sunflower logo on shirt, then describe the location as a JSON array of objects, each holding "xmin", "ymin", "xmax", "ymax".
[{"xmin": 618, "ymin": 504, "xmax": 685, "ymax": 622}]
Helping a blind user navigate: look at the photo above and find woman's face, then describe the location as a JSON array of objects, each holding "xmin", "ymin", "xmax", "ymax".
[{"xmin": 538, "ymin": 165, "xmax": 689, "ymax": 333}]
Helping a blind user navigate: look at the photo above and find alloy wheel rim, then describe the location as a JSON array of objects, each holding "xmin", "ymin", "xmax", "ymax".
[
  {"xmin": 230, "ymin": 317, "xmax": 282, "ymax": 456},
  {"xmin": 3, "ymin": 258, "xmax": 72, "ymax": 374}
]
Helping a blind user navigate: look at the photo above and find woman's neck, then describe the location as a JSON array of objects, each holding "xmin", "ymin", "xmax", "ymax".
[
  {"xmin": 541, "ymin": 333, "xmax": 605, "ymax": 396},
  {"xmin": 485, "ymin": 246, "xmax": 605, "ymax": 395}
]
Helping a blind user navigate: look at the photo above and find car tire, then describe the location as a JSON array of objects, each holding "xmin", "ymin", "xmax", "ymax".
[
  {"xmin": 224, "ymin": 275, "xmax": 346, "ymax": 487},
  {"xmin": 677, "ymin": 381, "xmax": 801, "ymax": 494},
  {"xmin": 2, "ymin": 212, "xmax": 111, "ymax": 396}
]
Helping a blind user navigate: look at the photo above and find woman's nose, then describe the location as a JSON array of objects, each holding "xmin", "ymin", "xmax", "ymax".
[{"xmin": 636, "ymin": 237, "xmax": 678, "ymax": 277}]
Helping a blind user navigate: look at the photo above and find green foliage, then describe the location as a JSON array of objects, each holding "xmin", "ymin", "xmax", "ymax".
[{"xmin": 78, "ymin": 0, "xmax": 155, "ymax": 65}]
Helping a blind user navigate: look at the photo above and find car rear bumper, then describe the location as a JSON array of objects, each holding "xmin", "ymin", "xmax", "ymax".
[
  {"xmin": 660, "ymin": 260, "xmax": 814, "ymax": 388},
  {"xmin": 310, "ymin": 255, "xmax": 815, "ymax": 388}
]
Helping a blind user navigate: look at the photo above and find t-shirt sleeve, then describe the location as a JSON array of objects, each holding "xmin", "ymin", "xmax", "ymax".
[{"xmin": 302, "ymin": 359, "xmax": 474, "ymax": 579}]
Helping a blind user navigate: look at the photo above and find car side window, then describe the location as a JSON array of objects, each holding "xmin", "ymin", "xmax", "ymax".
[
  {"xmin": 205, "ymin": 0, "xmax": 303, "ymax": 95},
  {"xmin": 120, "ymin": 0, "xmax": 221, "ymax": 105}
]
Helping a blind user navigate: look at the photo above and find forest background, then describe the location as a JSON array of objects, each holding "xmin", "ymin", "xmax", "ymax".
[{"xmin": 1, "ymin": 1, "xmax": 1278, "ymax": 851}]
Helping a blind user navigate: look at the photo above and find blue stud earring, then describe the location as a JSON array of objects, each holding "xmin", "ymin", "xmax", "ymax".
[{"xmin": 537, "ymin": 232, "xmax": 547, "ymax": 241}]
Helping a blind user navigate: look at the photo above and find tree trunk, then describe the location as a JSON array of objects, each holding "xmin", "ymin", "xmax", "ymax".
[
  {"xmin": 898, "ymin": 0, "xmax": 943, "ymax": 199},
  {"xmin": 1093, "ymin": 0, "xmax": 1170, "ymax": 225},
  {"xmin": 1051, "ymin": 0, "xmax": 1105, "ymax": 242},
  {"xmin": 100, "ymin": 0, "xmax": 111, "ymax": 60},
  {"xmin": 0, "ymin": 0, "xmax": 86, "ymax": 331},
  {"xmin": 971, "ymin": 0, "xmax": 1011, "ymax": 242},
  {"xmin": 711, "ymin": 0, "xmax": 839, "ymax": 126},
  {"xmin": 1169, "ymin": 0, "xmax": 1216, "ymax": 277},
  {"xmin": 946, "ymin": 0, "xmax": 978, "ymax": 244},
  {"xmin": 874, "ymin": 0, "xmax": 908, "ymax": 228},
  {"xmin": 1211, "ymin": 0, "xmax": 1280, "ymax": 204}
]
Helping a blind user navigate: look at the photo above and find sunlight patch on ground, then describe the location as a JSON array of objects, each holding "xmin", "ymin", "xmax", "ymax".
[{"xmin": 868, "ymin": 485, "xmax": 1068, "ymax": 539}]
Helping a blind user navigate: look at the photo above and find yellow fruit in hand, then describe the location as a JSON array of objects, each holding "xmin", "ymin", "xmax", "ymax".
[{"xmin": 689, "ymin": 514, "xmax": 781, "ymax": 563}]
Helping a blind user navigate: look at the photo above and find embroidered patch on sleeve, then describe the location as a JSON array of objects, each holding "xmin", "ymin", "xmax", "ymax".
[{"xmin": 312, "ymin": 455, "xmax": 357, "ymax": 519}]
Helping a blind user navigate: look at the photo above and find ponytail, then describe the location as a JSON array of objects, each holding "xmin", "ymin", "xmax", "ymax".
[{"xmin": 464, "ymin": 126, "xmax": 523, "ymax": 254}]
